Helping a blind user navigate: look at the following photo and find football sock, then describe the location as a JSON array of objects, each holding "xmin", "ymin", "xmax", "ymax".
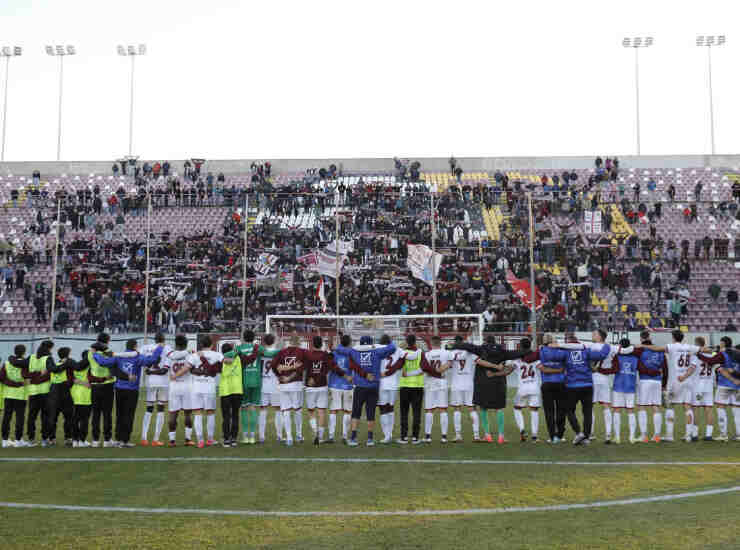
[
  {"xmin": 440, "ymin": 412, "xmax": 448, "ymax": 436},
  {"xmin": 686, "ymin": 410, "xmax": 695, "ymax": 438},
  {"xmin": 732, "ymin": 408, "xmax": 740, "ymax": 435},
  {"xmin": 342, "ymin": 414, "xmax": 351, "ymax": 439},
  {"xmin": 425, "ymin": 412, "xmax": 433, "ymax": 436},
  {"xmin": 638, "ymin": 410, "xmax": 648, "ymax": 436},
  {"xmin": 318, "ymin": 427, "xmax": 325, "ymax": 440},
  {"xmin": 351, "ymin": 430, "xmax": 358, "ymax": 441},
  {"xmin": 717, "ymin": 408, "xmax": 727, "ymax": 436},
  {"xmin": 207, "ymin": 414, "xmax": 216, "ymax": 440},
  {"xmin": 367, "ymin": 431, "xmax": 373, "ymax": 441},
  {"xmin": 604, "ymin": 408, "xmax": 613, "ymax": 439},
  {"xmin": 380, "ymin": 414, "xmax": 391, "ymax": 439},
  {"xmin": 387, "ymin": 412, "xmax": 395, "ymax": 438},
  {"xmin": 613, "ymin": 412, "xmax": 621, "ymax": 439},
  {"xmin": 530, "ymin": 410, "xmax": 539, "ymax": 437},
  {"xmin": 294, "ymin": 410, "xmax": 303, "ymax": 438},
  {"xmin": 665, "ymin": 409, "xmax": 675, "ymax": 439},
  {"xmin": 141, "ymin": 411, "xmax": 152, "ymax": 440},
  {"xmin": 470, "ymin": 410, "xmax": 480, "ymax": 438},
  {"xmin": 706, "ymin": 424, "xmax": 714, "ymax": 437},
  {"xmin": 453, "ymin": 410, "xmax": 462, "ymax": 434},
  {"xmin": 154, "ymin": 413, "xmax": 164, "ymax": 440},
  {"xmin": 275, "ymin": 409, "xmax": 283, "ymax": 439},
  {"xmin": 185, "ymin": 427, "xmax": 193, "ymax": 441},
  {"xmin": 514, "ymin": 409, "xmax": 525, "ymax": 432},
  {"xmin": 628, "ymin": 412, "xmax": 636, "ymax": 440},
  {"xmin": 496, "ymin": 410, "xmax": 505, "ymax": 436},
  {"xmin": 653, "ymin": 412, "xmax": 662, "ymax": 436},
  {"xmin": 309, "ymin": 417, "xmax": 318, "ymax": 435},
  {"xmin": 258, "ymin": 409, "xmax": 267, "ymax": 440},
  {"xmin": 328, "ymin": 413, "xmax": 337, "ymax": 438},
  {"xmin": 168, "ymin": 431, "xmax": 176, "ymax": 442},
  {"xmin": 591, "ymin": 411, "xmax": 595, "ymax": 434},
  {"xmin": 283, "ymin": 411, "xmax": 293, "ymax": 440},
  {"xmin": 240, "ymin": 409, "xmax": 249, "ymax": 436},
  {"xmin": 480, "ymin": 409, "xmax": 490, "ymax": 434},
  {"xmin": 193, "ymin": 415, "xmax": 203, "ymax": 442}
]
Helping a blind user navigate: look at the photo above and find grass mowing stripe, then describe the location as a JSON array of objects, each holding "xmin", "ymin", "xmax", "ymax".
[
  {"xmin": 0, "ymin": 457, "xmax": 738, "ymax": 465},
  {"xmin": 1, "ymin": 485, "xmax": 737, "ymax": 516}
]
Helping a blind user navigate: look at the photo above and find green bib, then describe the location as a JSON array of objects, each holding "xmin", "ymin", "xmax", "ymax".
[
  {"xmin": 3, "ymin": 360, "xmax": 26, "ymax": 401},
  {"xmin": 70, "ymin": 367, "xmax": 92, "ymax": 405},
  {"xmin": 89, "ymin": 350, "xmax": 113, "ymax": 385},
  {"xmin": 237, "ymin": 343, "xmax": 261, "ymax": 388},
  {"xmin": 27, "ymin": 354, "xmax": 50, "ymax": 396},
  {"xmin": 398, "ymin": 353, "xmax": 424, "ymax": 388},
  {"xmin": 50, "ymin": 360, "xmax": 69, "ymax": 385},
  {"xmin": 219, "ymin": 355, "xmax": 244, "ymax": 397}
]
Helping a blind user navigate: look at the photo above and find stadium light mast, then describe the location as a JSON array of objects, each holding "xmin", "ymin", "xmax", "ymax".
[
  {"xmin": 0, "ymin": 46, "xmax": 22, "ymax": 162},
  {"xmin": 117, "ymin": 44, "xmax": 146, "ymax": 156},
  {"xmin": 696, "ymin": 35, "xmax": 725, "ymax": 155},
  {"xmin": 46, "ymin": 44, "xmax": 76, "ymax": 161},
  {"xmin": 622, "ymin": 36, "xmax": 653, "ymax": 155}
]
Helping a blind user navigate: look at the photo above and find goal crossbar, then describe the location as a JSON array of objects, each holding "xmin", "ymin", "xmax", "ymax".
[{"xmin": 265, "ymin": 314, "xmax": 484, "ymax": 344}]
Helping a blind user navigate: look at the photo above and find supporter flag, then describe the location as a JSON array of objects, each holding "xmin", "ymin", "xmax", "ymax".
[
  {"xmin": 297, "ymin": 252, "xmax": 318, "ymax": 266},
  {"xmin": 326, "ymin": 239, "xmax": 354, "ymax": 254},
  {"xmin": 317, "ymin": 277, "xmax": 328, "ymax": 313},
  {"xmin": 584, "ymin": 210, "xmax": 602, "ymax": 235},
  {"xmin": 279, "ymin": 270, "xmax": 294, "ymax": 292},
  {"xmin": 407, "ymin": 244, "xmax": 442, "ymax": 286},
  {"xmin": 255, "ymin": 253, "xmax": 278, "ymax": 275},
  {"xmin": 506, "ymin": 270, "xmax": 547, "ymax": 310},
  {"xmin": 315, "ymin": 249, "xmax": 346, "ymax": 279}
]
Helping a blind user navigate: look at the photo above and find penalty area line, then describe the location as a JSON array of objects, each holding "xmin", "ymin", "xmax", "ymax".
[
  {"xmin": 0, "ymin": 486, "xmax": 738, "ymax": 516},
  {"xmin": 0, "ymin": 457, "xmax": 738, "ymax": 466}
]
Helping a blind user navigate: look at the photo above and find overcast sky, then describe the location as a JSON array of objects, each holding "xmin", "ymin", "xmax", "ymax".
[{"xmin": 0, "ymin": 0, "xmax": 737, "ymax": 162}]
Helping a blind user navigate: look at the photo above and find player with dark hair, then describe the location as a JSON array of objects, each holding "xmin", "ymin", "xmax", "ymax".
[
  {"xmin": 140, "ymin": 332, "xmax": 172, "ymax": 446},
  {"xmin": 695, "ymin": 336, "xmax": 740, "ymax": 441}
]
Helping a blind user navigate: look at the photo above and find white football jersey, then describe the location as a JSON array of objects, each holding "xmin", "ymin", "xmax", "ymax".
[
  {"xmin": 380, "ymin": 348, "xmax": 405, "ymax": 392},
  {"xmin": 424, "ymin": 349, "xmax": 455, "ymax": 391},
  {"xmin": 140, "ymin": 343, "xmax": 172, "ymax": 388},
  {"xmin": 260, "ymin": 347, "xmax": 280, "ymax": 394},
  {"xmin": 165, "ymin": 349, "xmax": 192, "ymax": 392},
  {"xmin": 665, "ymin": 343, "xmax": 700, "ymax": 385},
  {"xmin": 450, "ymin": 350, "xmax": 477, "ymax": 391},
  {"xmin": 690, "ymin": 354, "xmax": 714, "ymax": 393},
  {"xmin": 509, "ymin": 358, "xmax": 542, "ymax": 395},
  {"xmin": 189, "ymin": 350, "xmax": 223, "ymax": 395}
]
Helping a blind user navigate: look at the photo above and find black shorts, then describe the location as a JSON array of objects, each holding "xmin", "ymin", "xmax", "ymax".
[{"xmin": 351, "ymin": 386, "xmax": 379, "ymax": 421}]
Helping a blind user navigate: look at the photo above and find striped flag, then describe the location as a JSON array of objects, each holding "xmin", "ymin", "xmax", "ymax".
[{"xmin": 316, "ymin": 277, "xmax": 328, "ymax": 313}]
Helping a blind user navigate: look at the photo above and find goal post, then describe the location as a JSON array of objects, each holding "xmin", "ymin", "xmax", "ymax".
[{"xmin": 265, "ymin": 314, "xmax": 484, "ymax": 347}]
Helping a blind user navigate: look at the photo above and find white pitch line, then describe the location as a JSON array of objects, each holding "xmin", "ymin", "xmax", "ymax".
[
  {"xmin": 0, "ymin": 457, "xmax": 738, "ymax": 466},
  {"xmin": 0, "ymin": 486, "xmax": 737, "ymax": 516}
]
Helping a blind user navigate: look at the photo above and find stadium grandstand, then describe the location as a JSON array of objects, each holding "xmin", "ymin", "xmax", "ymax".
[{"xmin": 2, "ymin": 154, "xmax": 740, "ymax": 338}]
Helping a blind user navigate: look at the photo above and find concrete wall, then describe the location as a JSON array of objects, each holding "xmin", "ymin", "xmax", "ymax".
[{"xmin": 1, "ymin": 154, "xmax": 740, "ymax": 177}]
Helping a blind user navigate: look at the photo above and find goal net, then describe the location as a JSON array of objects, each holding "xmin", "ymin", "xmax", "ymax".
[{"xmin": 264, "ymin": 314, "xmax": 485, "ymax": 349}]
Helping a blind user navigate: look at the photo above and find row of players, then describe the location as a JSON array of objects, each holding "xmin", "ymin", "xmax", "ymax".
[{"xmin": 1, "ymin": 328, "xmax": 739, "ymax": 447}]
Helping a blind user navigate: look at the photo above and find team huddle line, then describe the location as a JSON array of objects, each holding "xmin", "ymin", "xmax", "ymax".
[{"xmin": 1, "ymin": 328, "xmax": 739, "ymax": 448}]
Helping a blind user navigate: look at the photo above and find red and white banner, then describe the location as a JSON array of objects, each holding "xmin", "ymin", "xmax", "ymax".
[
  {"xmin": 315, "ymin": 249, "xmax": 346, "ymax": 279},
  {"xmin": 279, "ymin": 270, "xmax": 294, "ymax": 292},
  {"xmin": 407, "ymin": 244, "xmax": 443, "ymax": 286},
  {"xmin": 506, "ymin": 270, "xmax": 547, "ymax": 310},
  {"xmin": 316, "ymin": 277, "xmax": 327, "ymax": 312}
]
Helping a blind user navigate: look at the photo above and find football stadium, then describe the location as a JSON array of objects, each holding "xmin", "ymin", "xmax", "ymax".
[{"xmin": 0, "ymin": 1, "xmax": 739, "ymax": 549}]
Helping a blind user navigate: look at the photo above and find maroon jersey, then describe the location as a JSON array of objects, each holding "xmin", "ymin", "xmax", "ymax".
[
  {"xmin": 302, "ymin": 349, "xmax": 345, "ymax": 388},
  {"xmin": 270, "ymin": 347, "xmax": 308, "ymax": 385}
]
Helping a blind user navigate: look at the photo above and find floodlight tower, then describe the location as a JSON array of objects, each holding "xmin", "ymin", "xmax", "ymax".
[
  {"xmin": 117, "ymin": 44, "xmax": 146, "ymax": 156},
  {"xmin": 696, "ymin": 35, "xmax": 726, "ymax": 155},
  {"xmin": 46, "ymin": 44, "xmax": 76, "ymax": 161},
  {"xmin": 622, "ymin": 36, "xmax": 653, "ymax": 155},
  {"xmin": 0, "ymin": 46, "xmax": 22, "ymax": 161}
]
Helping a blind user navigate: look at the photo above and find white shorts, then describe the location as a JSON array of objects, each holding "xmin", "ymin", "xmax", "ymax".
[
  {"xmin": 330, "ymin": 388, "xmax": 353, "ymax": 411},
  {"xmin": 168, "ymin": 392, "xmax": 193, "ymax": 412},
  {"xmin": 378, "ymin": 389, "xmax": 397, "ymax": 407},
  {"xmin": 669, "ymin": 383, "xmax": 694, "ymax": 405},
  {"xmin": 593, "ymin": 384, "xmax": 611, "ymax": 405},
  {"xmin": 145, "ymin": 387, "xmax": 169, "ymax": 403},
  {"xmin": 450, "ymin": 389, "xmax": 474, "ymax": 407},
  {"xmin": 260, "ymin": 392, "xmax": 281, "ymax": 407},
  {"xmin": 191, "ymin": 392, "xmax": 217, "ymax": 411},
  {"xmin": 305, "ymin": 388, "xmax": 329, "ymax": 410},
  {"xmin": 424, "ymin": 388, "xmax": 448, "ymax": 410},
  {"xmin": 612, "ymin": 391, "xmax": 636, "ymax": 409},
  {"xmin": 637, "ymin": 380, "xmax": 662, "ymax": 407},
  {"xmin": 693, "ymin": 390, "xmax": 714, "ymax": 407},
  {"xmin": 715, "ymin": 387, "xmax": 738, "ymax": 406},
  {"xmin": 280, "ymin": 390, "xmax": 304, "ymax": 411},
  {"xmin": 514, "ymin": 393, "xmax": 541, "ymax": 408}
]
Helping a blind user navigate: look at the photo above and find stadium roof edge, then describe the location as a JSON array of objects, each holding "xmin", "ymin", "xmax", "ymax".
[{"xmin": 0, "ymin": 154, "xmax": 738, "ymax": 175}]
